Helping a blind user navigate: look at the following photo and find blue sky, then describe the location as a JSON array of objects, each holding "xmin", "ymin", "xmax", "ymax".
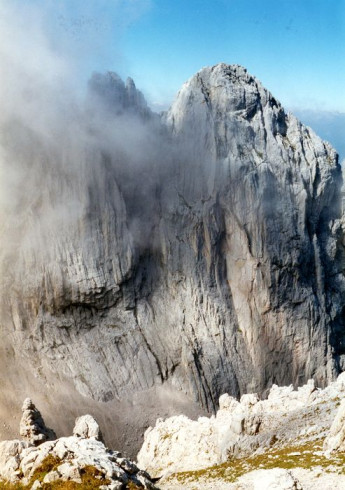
[
  {"xmin": 12, "ymin": 0, "xmax": 343, "ymax": 112},
  {"xmin": 3, "ymin": 0, "xmax": 345, "ymax": 154},
  {"xmin": 123, "ymin": 0, "xmax": 345, "ymax": 113}
]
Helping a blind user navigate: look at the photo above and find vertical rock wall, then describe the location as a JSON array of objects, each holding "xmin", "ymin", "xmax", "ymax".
[{"xmin": 0, "ymin": 64, "xmax": 343, "ymax": 447}]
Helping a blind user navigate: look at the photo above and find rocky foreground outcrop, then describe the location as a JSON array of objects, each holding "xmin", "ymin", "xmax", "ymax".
[
  {"xmin": 4, "ymin": 379, "xmax": 345, "ymax": 490},
  {"xmin": 138, "ymin": 374, "xmax": 345, "ymax": 476},
  {"xmin": 138, "ymin": 374, "xmax": 345, "ymax": 489},
  {"xmin": 324, "ymin": 398, "xmax": 345, "ymax": 453},
  {"xmin": 0, "ymin": 400, "xmax": 157, "ymax": 489},
  {"xmin": 0, "ymin": 63, "xmax": 344, "ymax": 453}
]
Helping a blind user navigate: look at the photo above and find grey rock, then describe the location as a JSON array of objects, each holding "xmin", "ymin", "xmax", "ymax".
[
  {"xmin": 0, "ymin": 440, "xmax": 29, "ymax": 482},
  {"xmin": 137, "ymin": 374, "xmax": 345, "ymax": 476},
  {"xmin": 238, "ymin": 468, "xmax": 303, "ymax": 490},
  {"xmin": 231, "ymin": 414, "xmax": 245, "ymax": 435},
  {"xmin": 244, "ymin": 415, "xmax": 261, "ymax": 436},
  {"xmin": 0, "ymin": 402, "xmax": 158, "ymax": 488},
  {"xmin": 0, "ymin": 63, "xmax": 344, "ymax": 454},
  {"xmin": 87, "ymin": 71, "xmax": 153, "ymax": 120},
  {"xmin": 73, "ymin": 414, "xmax": 103, "ymax": 442},
  {"xmin": 56, "ymin": 462, "xmax": 81, "ymax": 482},
  {"xmin": 100, "ymin": 484, "xmax": 123, "ymax": 490},
  {"xmin": 19, "ymin": 399, "xmax": 56, "ymax": 446},
  {"xmin": 324, "ymin": 398, "xmax": 345, "ymax": 453},
  {"xmin": 116, "ymin": 457, "xmax": 139, "ymax": 474},
  {"xmin": 136, "ymin": 472, "xmax": 159, "ymax": 490},
  {"xmin": 17, "ymin": 434, "xmax": 157, "ymax": 487}
]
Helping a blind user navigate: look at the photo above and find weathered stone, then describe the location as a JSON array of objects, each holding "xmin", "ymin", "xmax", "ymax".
[
  {"xmin": 116, "ymin": 457, "xmax": 138, "ymax": 475},
  {"xmin": 0, "ymin": 402, "xmax": 157, "ymax": 488},
  {"xmin": 73, "ymin": 415, "xmax": 103, "ymax": 442},
  {"xmin": 138, "ymin": 374, "xmax": 345, "ymax": 476},
  {"xmin": 99, "ymin": 483, "xmax": 123, "ymax": 490},
  {"xmin": 231, "ymin": 414, "xmax": 245, "ymax": 435},
  {"xmin": 240, "ymin": 394, "xmax": 259, "ymax": 409},
  {"xmin": 244, "ymin": 414, "xmax": 261, "ymax": 436},
  {"xmin": 31, "ymin": 480, "xmax": 42, "ymax": 489},
  {"xmin": 43, "ymin": 470, "xmax": 60, "ymax": 483},
  {"xmin": 0, "ymin": 440, "xmax": 29, "ymax": 482},
  {"xmin": 324, "ymin": 398, "xmax": 345, "ymax": 452},
  {"xmin": 218, "ymin": 394, "xmax": 240, "ymax": 412},
  {"xmin": 19, "ymin": 399, "xmax": 56, "ymax": 446},
  {"xmin": 238, "ymin": 468, "xmax": 302, "ymax": 489},
  {"xmin": 57, "ymin": 462, "xmax": 81, "ymax": 482},
  {"xmin": 17, "ymin": 434, "xmax": 156, "ymax": 487}
]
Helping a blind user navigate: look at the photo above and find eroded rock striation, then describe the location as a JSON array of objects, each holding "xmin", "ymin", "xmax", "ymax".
[{"xmin": 0, "ymin": 63, "xmax": 344, "ymax": 451}]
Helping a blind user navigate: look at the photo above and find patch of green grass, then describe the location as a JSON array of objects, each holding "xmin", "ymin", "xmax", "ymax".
[
  {"xmin": 165, "ymin": 439, "xmax": 345, "ymax": 486},
  {"xmin": 29, "ymin": 454, "xmax": 62, "ymax": 486},
  {"xmin": 127, "ymin": 482, "xmax": 144, "ymax": 490},
  {"xmin": 33, "ymin": 464, "xmax": 111, "ymax": 489},
  {"xmin": 0, "ymin": 483, "xmax": 23, "ymax": 489},
  {"xmin": 0, "ymin": 458, "xmax": 111, "ymax": 489}
]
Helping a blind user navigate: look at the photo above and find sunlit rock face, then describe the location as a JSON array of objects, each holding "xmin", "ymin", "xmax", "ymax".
[
  {"xmin": 163, "ymin": 63, "xmax": 344, "ymax": 398},
  {"xmin": 0, "ymin": 63, "xmax": 344, "ymax": 451}
]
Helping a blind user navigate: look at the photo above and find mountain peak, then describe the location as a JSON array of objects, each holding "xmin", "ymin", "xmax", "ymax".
[
  {"xmin": 0, "ymin": 64, "xmax": 342, "ymax": 458},
  {"xmin": 87, "ymin": 71, "xmax": 151, "ymax": 118}
]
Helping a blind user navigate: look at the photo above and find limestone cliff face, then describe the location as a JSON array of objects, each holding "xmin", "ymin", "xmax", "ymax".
[
  {"xmin": 162, "ymin": 64, "xmax": 344, "ymax": 396},
  {"xmin": 0, "ymin": 64, "xmax": 343, "ymax": 448}
]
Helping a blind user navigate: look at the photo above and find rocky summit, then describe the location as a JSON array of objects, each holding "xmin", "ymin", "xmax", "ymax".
[{"xmin": 0, "ymin": 63, "xmax": 344, "ymax": 454}]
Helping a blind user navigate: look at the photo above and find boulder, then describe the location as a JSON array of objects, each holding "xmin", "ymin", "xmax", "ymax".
[
  {"xmin": 0, "ymin": 440, "xmax": 29, "ymax": 482},
  {"xmin": 19, "ymin": 436, "xmax": 157, "ymax": 488},
  {"xmin": 73, "ymin": 414, "xmax": 104, "ymax": 442},
  {"xmin": 240, "ymin": 394, "xmax": 260, "ymax": 409},
  {"xmin": 137, "ymin": 415, "xmax": 221, "ymax": 476},
  {"xmin": 219, "ymin": 394, "xmax": 240, "ymax": 412},
  {"xmin": 334, "ymin": 372, "xmax": 345, "ymax": 391},
  {"xmin": 238, "ymin": 468, "xmax": 302, "ymax": 489},
  {"xmin": 324, "ymin": 398, "xmax": 345, "ymax": 452}
]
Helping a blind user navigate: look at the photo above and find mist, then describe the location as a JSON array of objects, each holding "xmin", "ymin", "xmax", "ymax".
[
  {"xmin": 0, "ymin": 0, "xmax": 340, "ymax": 321},
  {"xmin": 0, "ymin": 0, "xmax": 183, "ymax": 295}
]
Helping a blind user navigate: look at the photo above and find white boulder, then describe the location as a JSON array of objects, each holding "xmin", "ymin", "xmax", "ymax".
[
  {"xmin": 0, "ymin": 440, "xmax": 29, "ymax": 482},
  {"xmin": 73, "ymin": 414, "xmax": 103, "ymax": 442},
  {"xmin": 324, "ymin": 398, "xmax": 345, "ymax": 453},
  {"xmin": 238, "ymin": 468, "xmax": 302, "ymax": 489}
]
